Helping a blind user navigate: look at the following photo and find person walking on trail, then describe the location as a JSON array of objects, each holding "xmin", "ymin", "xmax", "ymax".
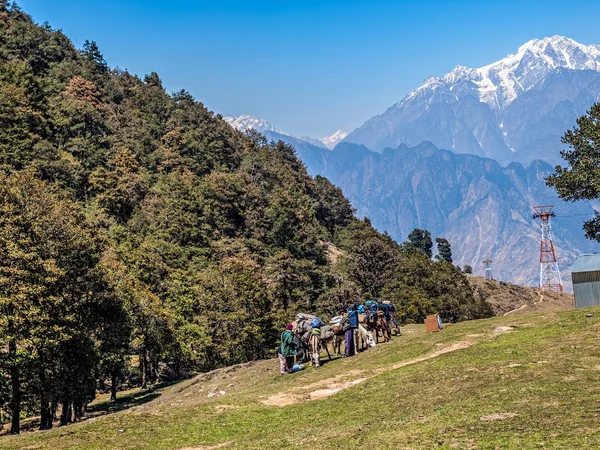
[
  {"xmin": 345, "ymin": 304, "xmax": 358, "ymax": 357},
  {"xmin": 278, "ymin": 323, "xmax": 296, "ymax": 374}
]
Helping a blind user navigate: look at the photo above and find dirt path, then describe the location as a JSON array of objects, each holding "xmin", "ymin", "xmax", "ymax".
[
  {"xmin": 178, "ymin": 443, "xmax": 233, "ymax": 450},
  {"xmin": 503, "ymin": 290, "xmax": 546, "ymax": 316},
  {"xmin": 535, "ymin": 291, "xmax": 544, "ymax": 304},
  {"xmin": 262, "ymin": 340, "xmax": 474, "ymax": 407},
  {"xmin": 387, "ymin": 341, "xmax": 472, "ymax": 371},
  {"xmin": 503, "ymin": 303, "xmax": 528, "ymax": 316}
]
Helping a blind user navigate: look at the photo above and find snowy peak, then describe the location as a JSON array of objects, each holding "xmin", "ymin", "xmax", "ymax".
[
  {"xmin": 516, "ymin": 35, "xmax": 600, "ymax": 67},
  {"xmin": 223, "ymin": 115, "xmax": 284, "ymax": 135},
  {"xmin": 321, "ymin": 130, "xmax": 348, "ymax": 149},
  {"xmin": 413, "ymin": 35, "xmax": 600, "ymax": 110},
  {"xmin": 344, "ymin": 35, "xmax": 600, "ymax": 163},
  {"xmin": 224, "ymin": 115, "xmax": 345, "ymax": 150}
]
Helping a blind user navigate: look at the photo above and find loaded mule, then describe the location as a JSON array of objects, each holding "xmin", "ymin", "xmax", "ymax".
[
  {"xmin": 356, "ymin": 312, "xmax": 377, "ymax": 350},
  {"xmin": 294, "ymin": 314, "xmax": 334, "ymax": 367},
  {"xmin": 364, "ymin": 311, "xmax": 391, "ymax": 344}
]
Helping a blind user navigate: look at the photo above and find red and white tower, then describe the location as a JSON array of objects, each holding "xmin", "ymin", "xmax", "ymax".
[{"xmin": 532, "ymin": 205, "xmax": 563, "ymax": 293}]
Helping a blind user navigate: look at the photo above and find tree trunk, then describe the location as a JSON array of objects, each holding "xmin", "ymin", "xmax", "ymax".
[
  {"xmin": 110, "ymin": 370, "xmax": 118, "ymax": 402},
  {"xmin": 73, "ymin": 401, "xmax": 83, "ymax": 421},
  {"xmin": 39, "ymin": 354, "xmax": 52, "ymax": 430},
  {"xmin": 141, "ymin": 351, "xmax": 148, "ymax": 389},
  {"xmin": 40, "ymin": 399, "xmax": 52, "ymax": 430},
  {"xmin": 9, "ymin": 339, "xmax": 20, "ymax": 435},
  {"xmin": 60, "ymin": 401, "xmax": 72, "ymax": 426},
  {"xmin": 150, "ymin": 358, "xmax": 158, "ymax": 384}
]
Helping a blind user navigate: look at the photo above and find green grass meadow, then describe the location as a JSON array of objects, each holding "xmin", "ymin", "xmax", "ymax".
[{"xmin": 3, "ymin": 308, "xmax": 600, "ymax": 449}]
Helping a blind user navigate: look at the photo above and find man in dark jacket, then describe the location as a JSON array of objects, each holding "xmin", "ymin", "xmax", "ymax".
[
  {"xmin": 277, "ymin": 323, "xmax": 296, "ymax": 374},
  {"xmin": 345, "ymin": 304, "xmax": 358, "ymax": 357}
]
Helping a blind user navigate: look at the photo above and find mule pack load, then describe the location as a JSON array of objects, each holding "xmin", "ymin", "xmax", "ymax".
[
  {"xmin": 296, "ymin": 314, "xmax": 330, "ymax": 341},
  {"xmin": 294, "ymin": 313, "xmax": 338, "ymax": 364},
  {"xmin": 329, "ymin": 314, "xmax": 347, "ymax": 334},
  {"xmin": 320, "ymin": 325, "xmax": 334, "ymax": 340}
]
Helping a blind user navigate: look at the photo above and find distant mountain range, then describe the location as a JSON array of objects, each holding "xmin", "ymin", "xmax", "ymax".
[
  {"xmin": 221, "ymin": 36, "xmax": 600, "ymax": 289},
  {"xmin": 293, "ymin": 141, "xmax": 598, "ymax": 289},
  {"xmin": 344, "ymin": 36, "xmax": 600, "ymax": 165},
  {"xmin": 223, "ymin": 115, "xmax": 347, "ymax": 150}
]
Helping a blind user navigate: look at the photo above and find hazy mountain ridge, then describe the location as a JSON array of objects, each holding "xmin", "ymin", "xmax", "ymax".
[
  {"xmin": 222, "ymin": 37, "xmax": 600, "ymax": 289},
  {"xmin": 299, "ymin": 141, "xmax": 598, "ymax": 288},
  {"xmin": 344, "ymin": 36, "xmax": 600, "ymax": 165},
  {"xmin": 224, "ymin": 114, "xmax": 346, "ymax": 150}
]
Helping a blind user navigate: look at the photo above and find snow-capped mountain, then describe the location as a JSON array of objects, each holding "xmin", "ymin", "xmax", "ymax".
[
  {"xmin": 223, "ymin": 115, "xmax": 284, "ymax": 135},
  {"xmin": 224, "ymin": 114, "xmax": 346, "ymax": 150},
  {"xmin": 298, "ymin": 135, "xmax": 328, "ymax": 149},
  {"xmin": 321, "ymin": 130, "xmax": 348, "ymax": 149},
  {"xmin": 344, "ymin": 36, "xmax": 600, "ymax": 164}
]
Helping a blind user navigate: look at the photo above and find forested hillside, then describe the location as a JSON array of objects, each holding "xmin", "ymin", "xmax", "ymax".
[{"xmin": 0, "ymin": 2, "xmax": 490, "ymax": 434}]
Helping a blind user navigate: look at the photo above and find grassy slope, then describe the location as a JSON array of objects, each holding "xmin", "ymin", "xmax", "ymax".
[{"xmin": 3, "ymin": 308, "xmax": 600, "ymax": 450}]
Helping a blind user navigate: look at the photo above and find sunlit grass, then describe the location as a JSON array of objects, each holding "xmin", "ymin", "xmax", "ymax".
[{"xmin": 2, "ymin": 309, "xmax": 600, "ymax": 449}]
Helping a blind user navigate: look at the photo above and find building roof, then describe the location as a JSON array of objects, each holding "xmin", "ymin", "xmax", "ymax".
[{"xmin": 571, "ymin": 253, "xmax": 600, "ymax": 274}]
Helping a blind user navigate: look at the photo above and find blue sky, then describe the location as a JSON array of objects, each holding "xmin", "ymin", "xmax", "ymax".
[{"xmin": 18, "ymin": 0, "xmax": 600, "ymax": 137}]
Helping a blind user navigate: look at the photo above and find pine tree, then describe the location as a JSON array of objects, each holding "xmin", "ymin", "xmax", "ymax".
[
  {"xmin": 547, "ymin": 103, "xmax": 600, "ymax": 241},
  {"xmin": 435, "ymin": 237, "xmax": 453, "ymax": 263},
  {"xmin": 408, "ymin": 228, "xmax": 433, "ymax": 258}
]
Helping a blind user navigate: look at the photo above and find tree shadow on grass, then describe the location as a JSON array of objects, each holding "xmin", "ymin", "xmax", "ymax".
[
  {"xmin": 1, "ymin": 382, "xmax": 178, "ymax": 435},
  {"xmin": 86, "ymin": 382, "xmax": 177, "ymax": 417},
  {"xmin": 87, "ymin": 391, "xmax": 160, "ymax": 416}
]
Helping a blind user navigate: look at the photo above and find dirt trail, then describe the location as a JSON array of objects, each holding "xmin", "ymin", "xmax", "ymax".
[
  {"xmin": 469, "ymin": 277, "xmax": 572, "ymax": 316},
  {"xmin": 307, "ymin": 378, "xmax": 368, "ymax": 400},
  {"xmin": 535, "ymin": 291, "xmax": 544, "ymax": 304},
  {"xmin": 503, "ymin": 290, "xmax": 547, "ymax": 316},
  {"xmin": 387, "ymin": 341, "xmax": 472, "ymax": 371},
  {"xmin": 178, "ymin": 443, "xmax": 232, "ymax": 450},
  {"xmin": 503, "ymin": 303, "xmax": 528, "ymax": 316},
  {"xmin": 262, "ymin": 340, "xmax": 474, "ymax": 407}
]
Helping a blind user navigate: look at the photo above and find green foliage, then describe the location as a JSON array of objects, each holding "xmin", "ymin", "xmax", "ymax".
[
  {"xmin": 382, "ymin": 252, "xmax": 493, "ymax": 323},
  {"xmin": 0, "ymin": 170, "xmax": 126, "ymax": 430},
  {"xmin": 408, "ymin": 228, "xmax": 433, "ymax": 258},
  {"xmin": 547, "ymin": 103, "xmax": 600, "ymax": 241},
  {"xmin": 0, "ymin": 3, "xmax": 493, "ymax": 433},
  {"xmin": 312, "ymin": 175, "xmax": 355, "ymax": 238},
  {"xmin": 337, "ymin": 220, "xmax": 399, "ymax": 298},
  {"xmin": 435, "ymin": 237, "xmax": 453, "ymax": 263}
]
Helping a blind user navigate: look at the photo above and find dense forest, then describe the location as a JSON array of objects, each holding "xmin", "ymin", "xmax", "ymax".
[{"xmin": 0, "ymin": 2, "xmax": 492, "ymax": 434}]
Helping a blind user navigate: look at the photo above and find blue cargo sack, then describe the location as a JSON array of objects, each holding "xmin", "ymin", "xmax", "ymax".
[{"xmin": 311, "ymin": 317, "xmax": 323, "ymax": 328}]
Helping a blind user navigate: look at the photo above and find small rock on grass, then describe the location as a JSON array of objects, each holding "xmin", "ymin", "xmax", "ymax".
[
  {"xmin": 480, "ymin": 412, "xmax": 517, "ymax": 421},
  {"xmin": 492, "ymin": 326, "xmax": 515, "ymax": 335}
]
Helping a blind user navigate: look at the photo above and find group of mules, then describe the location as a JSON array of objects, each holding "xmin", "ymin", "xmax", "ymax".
[{"xmin": 292, "ymin": 312, "xmax": 401, "ymax": 366}]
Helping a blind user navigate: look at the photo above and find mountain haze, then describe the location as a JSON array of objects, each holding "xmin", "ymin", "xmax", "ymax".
[
  {"xmin": 345, "ymin": 36, "xmax": 600, "ymax": 165},
  {"xmin": 223, "ymin": 37, "xmax": 600, "ymax": 289},
  {"xmin": 224, "ymin": 114, "xmax": 346, "ymax": 150},
  {"xmin": 298, "ymin": 141, "xmax": 598, "ymax": 288}
]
